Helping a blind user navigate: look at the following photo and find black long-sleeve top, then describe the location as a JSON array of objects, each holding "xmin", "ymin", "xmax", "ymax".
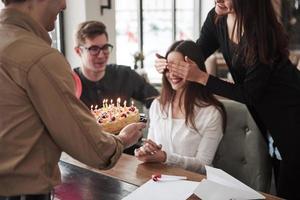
[
  {"xmin": 74, "ymin": 65, "xmax": 159, "ymax": 109},
  {"xmin": 197, "ymin": 8, "xmax": 300, "ymax": 162}
]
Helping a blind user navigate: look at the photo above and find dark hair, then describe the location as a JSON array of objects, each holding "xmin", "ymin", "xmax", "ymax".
[
  {"xmin": 159, "ymin": 40, "xmax": 226, "ymax": 131},
  {"xmin": 1, "ymin": 0, "xmax": 25, "ymax": 6},
  {"xmin": 217, "ymin": 0, "xmax": 289, "ymax": 66},
  {"xmin": 75, "ymin": 21, "xmax": 108, "ymax": 47}
]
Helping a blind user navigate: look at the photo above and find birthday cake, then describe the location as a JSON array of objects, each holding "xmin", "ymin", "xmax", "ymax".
[{"xmin": 91, "ymin": 99, "xmax": 140, "ymax": 134}]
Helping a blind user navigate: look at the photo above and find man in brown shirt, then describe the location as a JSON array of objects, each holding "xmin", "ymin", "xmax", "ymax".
[{"xmin": 0, "ymin": 0, "xmax": 145, "ymax": 199}]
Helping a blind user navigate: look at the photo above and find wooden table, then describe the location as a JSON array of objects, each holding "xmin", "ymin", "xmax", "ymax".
[{"xmin": 58, "ymin": 153, "xmax": 283, "ymax": 200}]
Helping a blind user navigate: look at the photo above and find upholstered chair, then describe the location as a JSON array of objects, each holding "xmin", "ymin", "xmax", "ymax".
[{"xmin": 213, "ymin": 99, "xmax": 272, "ymax": 192}]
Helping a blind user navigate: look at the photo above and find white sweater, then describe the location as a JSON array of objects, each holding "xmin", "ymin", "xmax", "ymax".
[{"xmin": 148, "ymin": 99, "xmax": 223, "ymax": 174}]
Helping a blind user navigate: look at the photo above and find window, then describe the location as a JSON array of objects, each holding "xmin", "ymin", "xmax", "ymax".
[
  {"xmin": 116, "ymin": 0, "xmax": 200, "ymax": 83},
  {"xmin": 49, "ymin": 12, "xmax": 65, "ymax": 54},
  {"xmin": 115, "ymin": 0, "xmax": 139, "ymax": 69}
]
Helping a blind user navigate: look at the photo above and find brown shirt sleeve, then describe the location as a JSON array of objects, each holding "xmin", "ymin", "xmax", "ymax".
[{"xmin": 26, "ymin": 51, "xmax": 124, "ymax": 169}]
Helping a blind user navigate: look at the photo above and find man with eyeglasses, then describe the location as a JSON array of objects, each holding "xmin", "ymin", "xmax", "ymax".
[
  {"xmin": 73, "ymin": 21, "xmax": 159, "ymax": 111},
  {"xmin": 0, "ymin": 1, "xmax": 145, "ymax": 199}
]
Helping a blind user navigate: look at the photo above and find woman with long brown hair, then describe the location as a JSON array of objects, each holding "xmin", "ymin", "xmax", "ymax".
[
  {"xmin": 135, "ymin": 40, "xmax": 226, "ymax": 174},
  {"xmin": 156, "ymin": 0, "xmax": 300, "ymax": 198}
]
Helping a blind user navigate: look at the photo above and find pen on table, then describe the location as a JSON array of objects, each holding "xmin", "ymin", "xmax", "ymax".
[{"xmin": 152, "ymin": 174, "xmax": 187, "ymax": 182}]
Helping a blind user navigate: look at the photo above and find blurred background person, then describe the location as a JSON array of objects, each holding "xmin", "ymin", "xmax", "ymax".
[{"xmin": 73, "ymin": 21, "xmax": 159, "ymax": 110}]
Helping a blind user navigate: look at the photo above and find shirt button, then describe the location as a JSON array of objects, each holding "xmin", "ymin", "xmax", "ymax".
[{"xmin": 245, "ymin": 127, "xmax": 250, "ymax": 133}]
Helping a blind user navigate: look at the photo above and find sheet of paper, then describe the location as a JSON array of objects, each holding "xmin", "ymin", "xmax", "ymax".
[
  {"xmin": 206, "ymin": 166, "xmax": 260, "ymax": 194},
  {"xmin": 193, "ymin": 166, "xmax": 265, "ymax": 200},
  {"xmin": 194, "ymin": 179, "xmax": 265, "ymax": 200},
  {"xmin": 122, "ymin": 179, "xmax": 199, "ymax": 200}
]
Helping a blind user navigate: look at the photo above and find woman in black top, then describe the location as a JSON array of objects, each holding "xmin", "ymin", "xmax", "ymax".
[{"xmin": 155, "ymin": 0, "xmax": 300, "ymax": 199}]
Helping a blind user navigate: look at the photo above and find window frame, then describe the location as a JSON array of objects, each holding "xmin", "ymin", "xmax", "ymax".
[{"xmin": 115, "ymin": 0, "xmax": 201, "ymax": 83}]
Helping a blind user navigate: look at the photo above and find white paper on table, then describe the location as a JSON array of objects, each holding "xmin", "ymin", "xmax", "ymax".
[
  {"xmin": 122, "ymin": 179, "xmax": 199, "ymax": 200},
  {"xmin": 193, "ymin": 166, "xmax": 266, "ymax": 200}
]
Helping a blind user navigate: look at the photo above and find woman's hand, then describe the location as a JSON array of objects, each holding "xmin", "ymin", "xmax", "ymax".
[
  {"xmin": 169, "ymin": 56, "xmax": 209, "ymax": 85},
  {"xmin": 135, "ymin": 148, "xmax": 166, "ymax": 163},
  {"xmin": 135, "ymin": 139, "xmax": 161, "ymax": 156},
  {"xmin": 154, "ymin": 53, "xmax": 167, "ymax": 73},
  {"xmin": 134, "ymin": 139, "xmax": 166, "ymax": 163}
]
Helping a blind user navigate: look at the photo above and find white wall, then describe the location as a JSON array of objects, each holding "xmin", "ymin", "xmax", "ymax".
[
  {"xmin": 201, "ymin": 1, "xmax": 215, "ymax": 26},
  {"xmin": 64, "ymin": 0, "xmax": 116, "ymax": 68}
]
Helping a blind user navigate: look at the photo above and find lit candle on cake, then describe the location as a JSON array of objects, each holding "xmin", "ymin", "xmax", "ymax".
[
  {"xmin": 102, "ymin": 100, "xmax": 105, "ymax": 108},
  {"xmin": 117, "ymin": 97, "xmax": 121, "ymax": 108},
  {"xmin": 123, "ymin": 100, "xmax": 127, "ymax": 107},
  {"xmin": 105, "ymin": 99, "xmax": 108, "ymax": 108},
  {"xmin": 131, "ymin": 101, "xmax": 134, "ymax": 107}
]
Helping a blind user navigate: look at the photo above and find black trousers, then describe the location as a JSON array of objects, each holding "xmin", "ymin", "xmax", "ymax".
[
  {"xmin": 0, "ymin": 193, "xmax": 51, "ymax": 200},
  {"xmin": 277, "ymin": 160, "xmax": 300, "ymax": 199},
  {"xmin": 271, "ymin": 156, "xmax": 281, "ymax": 192}
]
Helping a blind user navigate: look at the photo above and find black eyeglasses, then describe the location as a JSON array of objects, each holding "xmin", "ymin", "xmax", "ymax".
[{"xmin": 81, "ymin": 44, "xmax": 113, "ymax": 56}]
